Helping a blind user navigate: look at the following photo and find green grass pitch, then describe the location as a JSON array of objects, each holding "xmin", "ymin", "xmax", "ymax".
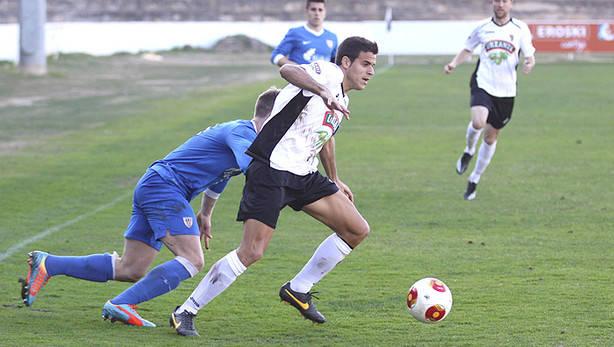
[{"xmin": 0, "ymin": 57, "xmax": 613, "ymax": 346}]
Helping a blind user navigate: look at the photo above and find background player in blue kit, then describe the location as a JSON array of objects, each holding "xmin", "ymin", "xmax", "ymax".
[
  {"xmin": 20, "ymin": 87, "xmax": 280, "ymax": 327},
  {"xmin": 271, "ymin": 0, "xmax": 338, "ymax": 67}
]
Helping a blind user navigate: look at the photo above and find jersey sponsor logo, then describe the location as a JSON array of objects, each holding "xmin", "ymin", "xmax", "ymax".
[
  {"xmin": 326, "ymin": 39, "xmax": 334, "ymax": 49},
  {"xmin": 183, "ymin": 217, "xmax": 193, "ymax": 228},
  {"xmin": 488, "ymin": 51, "xmax": 509, "ymax": 65},
  {"xmin": 485, "ymin": 40, "xmax": 515, "ymax": 65},
  {"xmin": 484, "ymin": 40, "xmax": 516, "ymax": 54},
  {"xmin": 321, "ymin": 110, "xmax": 340, "ymax": 132}
]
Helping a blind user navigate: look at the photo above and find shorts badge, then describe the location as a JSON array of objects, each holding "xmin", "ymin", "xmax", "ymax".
[{"xmin": 183, "ymin": 217, "xmax": 193, "ymax": 228}]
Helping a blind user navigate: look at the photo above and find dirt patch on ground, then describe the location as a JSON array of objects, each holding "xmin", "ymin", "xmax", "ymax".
[{"xmin": 0, "ymin": 51, "xmax": 279, "ymax": 153}]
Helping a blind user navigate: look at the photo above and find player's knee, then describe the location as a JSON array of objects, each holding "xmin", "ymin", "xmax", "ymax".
[
  {"xmin": 348, "ymin": 218, "xmax": 370, "ymax": 241},
  {"xmin": 183, "ymin": 254, "xmax": 204, "ymax": 272},
  {"xmin": 357, "ymin": 219, "xmax": 371, "ymax": 239},
  {"xmin": 472, "ymin": 119, "xmax": 485, "ymax": 130},
  {"xmin": 193, "ymin": 257, "xmax": 205, "ymax": 272},
  {"xmin": 484, "ymin": 135, "xmax": 497, "ymax": 145},
  {"xmin": 237, "ymin": 247, "xmax": 264, "ymax": 267}
]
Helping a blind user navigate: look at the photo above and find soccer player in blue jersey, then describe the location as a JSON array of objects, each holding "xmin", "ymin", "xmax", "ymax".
[
  {"xmin": 20, "ymin": 87, "xmax": 280, "ymax": 327},
  {"xmin": 271, "ymin": 0, "xmax": 338, "ymax": 67}
]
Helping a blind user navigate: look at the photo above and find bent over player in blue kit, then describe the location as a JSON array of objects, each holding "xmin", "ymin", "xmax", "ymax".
[{"xmin": 20, "ymin": 87, "xmax": 280, "ymax": 327}]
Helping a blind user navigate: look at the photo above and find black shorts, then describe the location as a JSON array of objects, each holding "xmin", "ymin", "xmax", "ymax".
[
  {"xmin": 237, "ymin": 160, "xmax": 339, "ymax": 229},
  {"xmin": 470, "ymin": 87, "xmax": 515, "ymax": 129}
]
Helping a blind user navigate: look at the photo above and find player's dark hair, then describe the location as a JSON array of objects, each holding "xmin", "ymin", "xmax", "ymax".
[
  {"xmin": 335, "ymin": 37, "xmax": 378, "ymax": 66},
  {"xmin": 254, "ymin": 87, "xmax": 280, "ymax": 120},
  {"xmin": 306, "ymin": 0, "xmax": 325, "ymax": 8}
]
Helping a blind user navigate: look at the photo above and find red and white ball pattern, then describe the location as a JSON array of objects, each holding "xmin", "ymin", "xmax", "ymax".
[{"xmin": 407, "ymin": 277, "xmax": 453, "ymax": 323}]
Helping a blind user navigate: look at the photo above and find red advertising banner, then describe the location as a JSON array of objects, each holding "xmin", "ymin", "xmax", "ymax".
[{"xmin": 528, "ymin": 21, "xmax": 614, "ymax": 52}]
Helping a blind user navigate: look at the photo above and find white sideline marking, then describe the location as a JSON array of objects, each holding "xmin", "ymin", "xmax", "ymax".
[{"xmin": 0, "ymin": 192, "xmax": 131, "ymax": 263}]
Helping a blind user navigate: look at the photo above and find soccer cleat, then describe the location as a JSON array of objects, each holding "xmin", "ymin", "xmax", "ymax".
[
  {"xmin": 102, "ymin": 301, "xmax": 156, "ymax": 327},
  {"xmin": 169, "ymin": 306, "xmax": 199, "ymax": 336},
  {"xmin": 279, "ymin": 282, "xmax": 326, "ymax": 324},
  {"xmin": 22, "ymin": 251, "xmax": 51, "ymax": 307},
  {"xmin": 456, "ymin": 152, "xmax": 473, "ymax": 175},
  {"xmin": 464, "ymin": 181, "xmax": 478, "ymax": 201}
]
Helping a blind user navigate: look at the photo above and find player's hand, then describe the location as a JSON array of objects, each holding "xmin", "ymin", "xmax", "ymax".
[
  {"xmin": 522, "ymin": 57, "xmax": 535, "ymax": 74},
  {"xmin": 320, "ymin": 88, "xmax": 350, "ymax": 120},
  {"xmin": 334, "ymin": 179, "xmax": 354, "ymax": 202},
  {"xmin": 196, "ymin": 211, "xmax": 212, "ymax": 250},
  {"xmin": 444, "ymin": 63, "xmax": 456, "ymax": 74}
]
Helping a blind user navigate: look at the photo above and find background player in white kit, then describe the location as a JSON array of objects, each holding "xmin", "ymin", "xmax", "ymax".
[
  {"xmin": 444, "ymin": 0, "xmax": 536, "ymax": 200},
  {"xmin": 170, "ymin": 36, "xmax": 377, "ymax": 336}
]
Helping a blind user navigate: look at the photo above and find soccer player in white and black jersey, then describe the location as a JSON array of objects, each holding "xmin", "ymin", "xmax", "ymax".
[
  {"xmin": 444, "ymin": 0, "xmax": 536, "ymax": 200},
  {"xmin": 170, "ymin": 37, "xmax": 377, "ymax": 335}
]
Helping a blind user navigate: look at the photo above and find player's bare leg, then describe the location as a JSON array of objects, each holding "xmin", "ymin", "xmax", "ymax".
[
  {"xmin": 21, "ymin": 239, "xmax": 157, "ymax": 307},
  {"xmin": 113, "ymin": 239, "xmax": 158, "ymax": 282},
  {"xmin": 457, "ymin": 106, "xmax": 488, "ymax": 175},
  {"xmin": 172, "ymin": 219, "xmax": 273, "ymax": 336},
  {"xmin": 105, "ymin": 234, "xmax": 202, "ymax": 327},
  {"xmin": 280, "ymin": 191, "xmax": 370, "ymax": 323}
]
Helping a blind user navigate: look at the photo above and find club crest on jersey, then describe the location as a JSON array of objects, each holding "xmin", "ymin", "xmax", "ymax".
[
  {"xmin": 326, "ymin": 39, "xmax": 334, "ymax": 49},
  {"xmin": 183, "ymin": 217, "xmax": 193, "ymax": 228},
  {"xmin": 484, "ymin": 40, "xmax": 516, "ymax": 54},
  {"xmin": 322, "ymin": 111, "xmax": 340, "ymax": 132}
]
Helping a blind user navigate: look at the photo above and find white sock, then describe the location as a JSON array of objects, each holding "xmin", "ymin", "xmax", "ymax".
[
  {"xmin": 177, "ymin": 249, "xmax": 246, "ymax": 315},
  {"xmin": 464, "ymin": 122, "xmax": 482, "ymax": 156},
  {"xmin": 289, "ymin": 233, "xmax": 352, "ymax": 293},
  {"xmin": 469, "ymin": 141, "xmax": 497, "ymax": 184}
]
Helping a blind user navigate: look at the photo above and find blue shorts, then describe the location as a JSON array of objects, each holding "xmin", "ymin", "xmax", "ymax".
[{"xmin": 124, "ymin": 170, "xmax": 199, "ymax": 251}]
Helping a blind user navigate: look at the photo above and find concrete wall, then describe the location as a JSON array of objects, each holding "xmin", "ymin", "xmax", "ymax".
[
  {"xmin": 0, "ymin": 20, "xmax": 483, "ymax": 61},
  {"xmin": 2, "ymin": 0, "xmax": 613, "ymax": 23}
]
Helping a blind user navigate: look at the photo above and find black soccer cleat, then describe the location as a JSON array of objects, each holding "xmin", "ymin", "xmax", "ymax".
[
  {"xmin": 456, "ymin": 152, "xmax": 473, "ymax": 175},
  {"xmin": 464, "ymin": 181, "xmax": 478, "ymax": 201},
  {"xmin": 170, "ymin": 306, "xmax": 199, "ymax": 336},
  {"xmin": 279, "ymin": 282, "xmax": 326, "ymax": 324}
]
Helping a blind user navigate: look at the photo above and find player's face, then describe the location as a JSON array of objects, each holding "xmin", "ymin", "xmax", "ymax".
[
  {"xmin": 344, "ymin": 51, "xmax": 376, "ymax": 91},
  {"xmin": 306, "ymin": 2, "xmax": 326, "ymax": 28},
  {"xmin": 492, "ymin": 0, "xmax": 512, "ymax": 20}
]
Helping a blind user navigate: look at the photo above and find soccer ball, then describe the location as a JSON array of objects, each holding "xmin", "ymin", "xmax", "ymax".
[{"xmin": 406, "ymin": 277, "xmax": 453, "ymax": 323}]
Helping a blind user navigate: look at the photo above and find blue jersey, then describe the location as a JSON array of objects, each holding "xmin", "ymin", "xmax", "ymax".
[
  {"xmin": 149, "ymin": 119, "xmax": 255, "ymax": 201},
  {"xmin": 271, "ymin": 25, "xmax": 338, "ymax": 65}
]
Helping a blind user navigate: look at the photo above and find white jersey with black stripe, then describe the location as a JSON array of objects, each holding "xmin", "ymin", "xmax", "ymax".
[
  {"xmin": 248, "ymin": 61, "xmax": 348, "ymax": 176},
  {"xmin": 466, "ymin": 17, "xmax": 536, "ymax": 97}
]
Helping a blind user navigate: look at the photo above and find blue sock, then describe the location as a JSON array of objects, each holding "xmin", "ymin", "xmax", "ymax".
[
  {"xmin": 45, "ymin": 253, "xmax": 114, "ymax": 282},
  {"xmin": 111, "ymin": 259, "xmax": 191, "ymax": 305}
]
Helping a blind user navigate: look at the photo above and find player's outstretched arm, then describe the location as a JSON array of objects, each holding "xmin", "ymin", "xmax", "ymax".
[
  {"xmin": 444, "ymin": 49, "xmax": 473, "ymax": 74},
  {"xmin": 279, "ymin": 64, "xmax": 350, "ymax": 118},
  {"xmin": 320, "ymin": 137, "xmax": 354, "ymax": 202},
  {"xmin": 197, "ymin": 192, "xmax": 218, "ymax": 250}
]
